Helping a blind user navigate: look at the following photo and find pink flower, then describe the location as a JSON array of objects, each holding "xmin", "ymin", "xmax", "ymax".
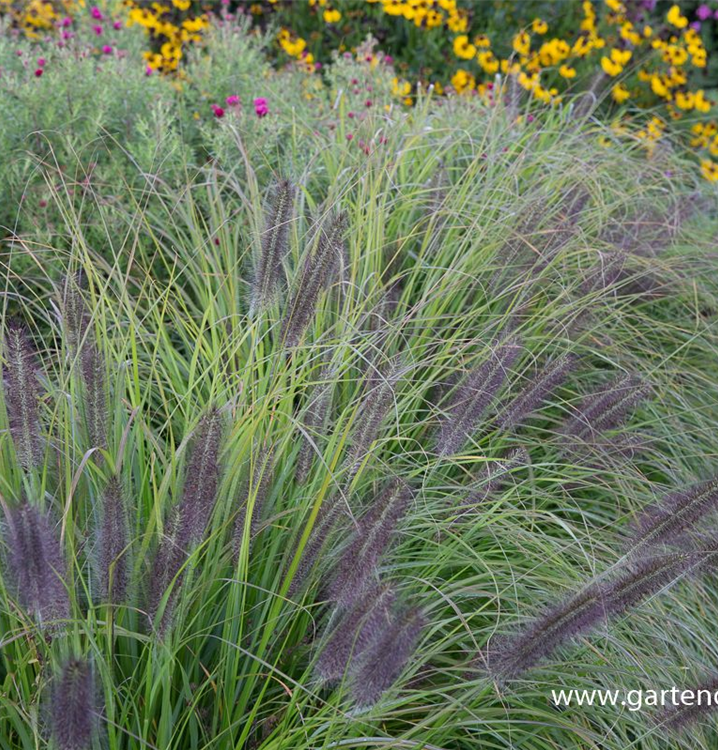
[
  {"xmin": 225, "ymin": 94, "xmax": 240, "ymax": 106},
  {"xmin": 346, "ymin": 133, "xmax": 353, "ymax": 141},
  {"xmin": 145, "ymin": 65, "xmax": 153, "ymax": 76},
  {"xmin": 527, "ymin": 114, "xmax": 535, "ymax": 123},
  {"xmin": 37, "ymin": 57, "xmax": 46, "ymax": 67},
  {"xmin": 34, "ymin": 68, "xmax": 43, "ymax": 77},
  {"xmin": 91, "ymin": 6, "xmax": 103, "ymax": 19},
  {"xmin": 61, "ymin": 30, "xmax": 73, "ymax": 39},
  {"xmin": 697, "ymin": 4, "xmax": 712, "ymax": 20},
  {"xmin": 92, "ymin": 24, "xmax": 103, "ymax": 35},
  {"xmin": 39, "ymin": 199, "xmax": 47, "ymax": 208},
  {"xmin": 211, "ymin": 104, "xmax": 225, "ymax": 118},
  {"xmin": 101, "ymin": 45, "xmax": 113, "ymax": 55},
  {"xmin": 253, "ymin": 97, "xmax": 269, "ymax": 117},
  {"xmin": 113, "ymin": 20, "xmax": 122, "ymax": 30},
  {"xmin": 384, "ymin": 55, "xmax": 393, "ymax": 64},
  {"xmin": 691, "ymin": 21, "xmax": 702, "ymax": 30},
  {"xmin": 60, "ymin": 17, "xmax": 72, "ymax": 27},
  {"xmin": 347, "ymin": 111, "xmax": 355, "ymax": 119},
  {"xmin": 365, "ymin": 99, "xmax": 372, "ymax": 107}
]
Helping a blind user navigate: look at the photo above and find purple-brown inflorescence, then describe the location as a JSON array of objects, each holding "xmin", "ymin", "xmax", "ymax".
[
  {"xmin": 349, "ymin": 605, "xmax": 424, "ymax": 706},
  {"xmin": 148, "ymin": 407, "xmax": 224, "ymax": 626},
  {"xmin": 327, "ymin": 479, "xmax": 412, "ymax": 609},
  {"xmin": 61, "ymin": 276, "xmax": 108, "ymax": 453},
  {"xmin": 629, "ymin": 477, "xmax": 718, "ymax": 556},
  {"xmin": 315, "ymin": 582, "xmax": 396, "ymax": 683},
  {"xmin": 496, "ymin": 354, "xmax": 577, "ymax": 431},
  {"xmin": 659, "ymin": 673, "xmax": 718, "ymax": 731},
  {"xmin": 50, "ymin": 657, "xmax": 97, "ymax": 750},
  {"xmin": 281, "ymin": 212, "xmax": 347, "ymax": 348},
  {"xmin": 559, "ymin": 373, "xmax": 649, "ymax": 449},
  {"xmin": 344, "ymin": 358, "xmax": 401, "ymax": 484},
  {"xmin": 253, "ymin": 179, "xmax": 296, "ymax": 313},
  {"xmin": 3, "ymin": 320, "xmax": 43, "ymax": 469},
  {"xmin": 436, "ymin": 336, "xmax": 522, "ymax": 456},
  {"xmin": 4, "ymin": 501, "xmax": 69, "ymax": 627},
  {"xmin": 97, "ymin": 475, "xmax": 129, "ymax": 603}
]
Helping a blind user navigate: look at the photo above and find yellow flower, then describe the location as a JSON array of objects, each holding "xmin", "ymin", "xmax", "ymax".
[
  {"xmin": 667, "ymin": 4, "xmax": 688, "ymax": 29},
  {"xmin": 650, "ymin": 75, "xmax": 669, "ymax": 98},
  {"xmin": 601, "ymin": 56, "xmax": 622, "ymax": 76},
  {"xmin": 695, "ymin": 89, "xmax": 711, "ymax": 113},
  {"xmin": 674, "ymin": 91, "xmax": 694, "ymax": 110},
  {"xmin": 172, "ymin": 0, "xmax": 190, "ymax": 9},
  {"xmin": 612, "ymin": 83, "xmax": 630, "ymax": 103},
  {"xmin": 605, "ymin": 0, "xmax": 623, "ymax": 11},
  {"xmin": 477, "ymin": 50, "xmax": 499, "ymax": 75},
  {"xmin": 559, "ymin": 64, "xmax": 576, "ymax": 79},
  {"xmin": 451, "ymin": 68, "xmax": 475, "ymax": 94},
  {"xmin": 532, "ymin": 18, "xmax": 548, "ymax": 34},
  {"xmin": 474, "ymin": 34, "xmax": 490, "ymax": 48},
  {"xmin": 700, "ymin": 158, "xmax": 718, "ymax": 182},
  {"xmin": 611, "ymin": 48, "xmax": 632, "ymax": 65},
  {"xmin": 323, "ymin": 8, "xmax": 341, "ymax": 23},
  {"xmin": 453, "ymin": 34, "xmax": 476, "ymax": 60},
  {"xmin": 513, "ymin": 31, "xmax": 531, "ymax": 56}
]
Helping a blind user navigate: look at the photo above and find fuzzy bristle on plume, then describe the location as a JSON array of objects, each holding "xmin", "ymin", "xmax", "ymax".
[
  {"xmin": 253, "ymin": 179, "xmax": 295, "ymax": 312},
  {"xmin": 560, "ymin": 373, "xmax": 648, "ymax": 446},
  {"xmin": 61, "ymin": 276, "xmax": 108, "ymax": 452},
  {"xmin": 3, "ymin": 320, "xmax": 43, "ymax": 469},
  {"xmin": 4, "ymin": 501, "xmax": 69, "ymax": 627},
  {"xmin": 315, "ymin": 582, "xmax": 395, "ymax": 683},
  {"xmin": 496, "ymin": 354, "xmax": 577, "ymax": 431},
  {"xmin": 50, "ymin": 657, "xmax": 97, "ymax": 750},
  {"xmin": 349, "ymin": 606, "xmax": 424, "ymax": 706},
  {"xmin": 97, "ymin": 475, "xmax": 129, "ymax": 603},
  {"xmin": 659, "ymin": 673, "xmax": 718, "ymax": 731},
  {"xmin": 288, "ymin": 500, "xmax": 341, "ymax": 597},
  {"xmin": 344, "ymin": 358, "xmax": 401, "ymax": 483},
  {"xmin": 629, "ymin": 477, "xmax": 718, "ymax": 554},
  {"xmin": 327, "ymin": 479, "xmax": 412, "ymax": 608},
  {"xmin": 148, "ymin": 408, "xmax": 224, "ymax": 627},
  {"xmin": 436, "ymin": 336, "xmax": 522, "ymax": 456},
  {"xmin": 281, "ymin": 212, "xmax": 346, "ymax": 348}
]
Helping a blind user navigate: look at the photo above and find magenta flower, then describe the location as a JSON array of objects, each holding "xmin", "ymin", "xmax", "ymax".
[
  {"xmin": 145, "ymin": 65, "xmax": 153, "ymax": 76},
  {"xmin": 113, "ymin": 20, "xmax": 122, "ymax": 30},
  {"xmin": 92, "ymin": 24, "xmax": 103, "ymax": 35},
  {"xmin": 37, "ymin": 57, "xmax": 46, "ymax": 67},
  {"xmin": 60, "ymin": 17, "xmax": 72, "ymax": 27},
  {"xmin": 253, "ymin": 97, "xmax": 269, "ymax": 117},
  {"xmin": 225, "ymin": 94, "xmax": 240, "ymax": 106},
  {"xmin": 101, "ymin": 45, "xmax": 113, "ymax": 55},
  {"xmin": 211, "ymin": 104, "xmax": 225, "ymax": 118},
  {"xmin": 91, "ymin": 6, "xmax": 103, "ymax": 19},
  {"xmin": 697, "ymin": 4, "xmax": 712, "ymax": 20},
  {"xmin": 34, "ymin": 68, "xmax": 43, "ymax": 77}
]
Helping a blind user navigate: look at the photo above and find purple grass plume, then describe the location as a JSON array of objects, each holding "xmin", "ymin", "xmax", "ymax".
[
  {"xmin": 4, "ymin": 501, "xmax": 69, "ymax": 627},
  {"xmin": 281, "ymin": 212, "xmax": 347, "ymax": 348},
  {"xmin": 436, "ymin": 336, "xmax": 522, "ymax": 456},
  {"xmin": 629, "ymin": 477, "xmax": 718, "ymax": 555},
  {"xmin": 175, "ymin": 407, "xmax": 225, "ymax": 550},
  {"xmin": 148, "ymin": 408, "xmax": 224, "ymax": 627},
  {"xmin": 349, "ymin": 605, "xmax": 424, "ymax": 706},
  {"xmin": 559, "ymin": 373, "xmax": 649, "ymax": 448},
  {"xmin": 50, "ymin": 657, "xmax": 97, "ymax": 750},
  {"xmin": 456, "ymin": 447, "xmax": 529, "ymax": 514},
  {"xmin": 233, "ymin": 445, "xmax": 275, "ymax": 559},
  {"xmin": 97, "ymin": 475, "xmax": 129, "ymax": 603},
  {"xmin": 315, "ymin": 582, "xmax": 395, "ymax": 683},
  {"xmin": 659, "ymin": 673, "xmax": 718, "ymax": 731},
  {"xmin": 481, "ymin": 581, "xmax": 606, "ymax": 681},
  {"xmin": 327, "ymin": 479, "xmax": 412, "ymax": 608},
  {"xmin": 252, "ymin": 179, "xmax": 295, "ymax": 313},
  {"xmin": 496, "ymin": 354, "xmax": 577, "ymax": 431},
  {"xmin": 482, "ymin": 540, "xmax": 718, "ymax": 681},
  {"xmin": 288, "ymin": 500, "xmax": 341, "ymax": 597},
  {"xmin": 61, "ymin": 276, "xmax": 108, "ymax": 452},
  {"xmin": 3, "ymin": 320, "xmax": 43, "ymax": 469},
  {"xmin": 295, "ymin": 372, "xmax": 335, "ymax": 484},
  {"xmin": 344, "ymin": 358, "xmax": 402, "ymax": 482}
]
